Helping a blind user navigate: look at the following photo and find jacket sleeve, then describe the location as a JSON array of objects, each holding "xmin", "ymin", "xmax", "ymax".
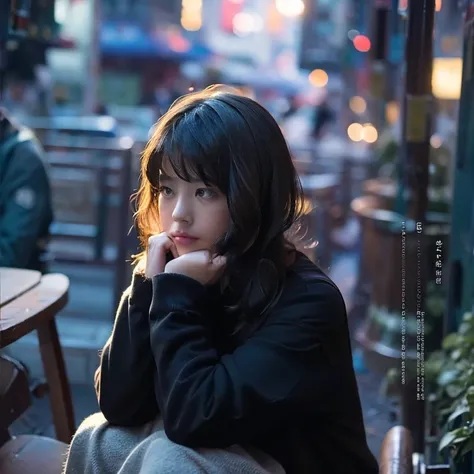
[
  {"xmin": 0, "ymin": 142, "xmax": 52, "ymax": 268},
  {"xmin": 149, "ymin": 272, "xmax": 347, "ymax": 447},
  {"xmin": 95, "ymin": 272, "xmax": 160, "ymax": 426}
]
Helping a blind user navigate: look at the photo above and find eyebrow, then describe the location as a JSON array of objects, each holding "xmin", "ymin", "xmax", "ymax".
[{"xmin": 159, "ymin": 173, "xmax": 204, "ymax": 184}]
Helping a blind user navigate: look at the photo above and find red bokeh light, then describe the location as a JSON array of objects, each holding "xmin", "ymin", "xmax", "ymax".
[{"xmin": 353, "ymin": 35, "xmax": 371, "ymax": 52}]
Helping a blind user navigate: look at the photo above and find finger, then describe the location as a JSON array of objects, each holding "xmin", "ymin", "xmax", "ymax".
[
  {"xmin": 161, "ymin": 234, "xmax": 178, "ymax": 258},
  {"xmin": 169, "ymin": 241, "xmax": 179, "ymax": 259},
  {"xmin": 212, "ymin": 255, "xmax": 226, "ymax": 267},
  {"xmin": 144, "ymin": 261, "xmax": 152, "ymax": 279}
]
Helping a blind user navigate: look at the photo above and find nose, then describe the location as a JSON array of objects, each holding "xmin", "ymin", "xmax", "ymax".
[{"xmin": 172, "ymin": 196, "xmax": 193, "ymax": 224}]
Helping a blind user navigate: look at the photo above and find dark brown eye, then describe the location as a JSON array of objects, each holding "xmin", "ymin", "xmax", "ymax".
[
  {"xmin": 196, "ymin": 188, "xmax": 217, "ymax": 198},
  {"xmin": 158, "ymin": 186, "xmax": 173, "ymax": 197}
]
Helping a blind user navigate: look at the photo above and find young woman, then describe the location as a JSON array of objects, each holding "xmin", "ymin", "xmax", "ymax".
[{"xmin": 64, "ymin": 86, "xmax": 378, "ymax": 474}]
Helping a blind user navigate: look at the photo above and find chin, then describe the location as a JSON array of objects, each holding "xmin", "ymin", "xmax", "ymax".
[{"xmin": 176, "ymin": 244, "xmax": 210, "ymax": 256}]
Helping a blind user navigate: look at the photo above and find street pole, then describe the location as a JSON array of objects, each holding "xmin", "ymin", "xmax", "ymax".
[
  {"xmin": 399, "ymin": 0, "xmax": 435, "ymax": 456},
  {"xmin": 386, "ymin": 0, "xmax": 403, "ymax": 103},
  {"xmin": 403, "ymin": 0, "xmax": 434, "ymax": 222},
  {"xmin": 0, "ymin": 0, "xmax": 10, "ymax": 107},
  {"xmin": 83, "ymin": 0, "xmax": 100, "ymax": 114},
  {"xmin": 370, "ymin": 0, "xmax": 390, "ymax": 130}
]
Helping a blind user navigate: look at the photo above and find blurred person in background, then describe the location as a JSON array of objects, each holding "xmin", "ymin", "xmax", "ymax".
[
  {"xmin": 311, "ymin": 92, "xmax": 335, "ymax": 140},
  {"xmin": 2, "ymin": 44, "xmax": 47, "ymax": 119},
  {"xmin": 281, "ymin": 94, "xmax": 300, "ymax": 121},
  {"xmin": 0, "ymin": 107, "xmax": 53, "ymax": 272},
  {"xmin": 2, "ymin": 73, "xmax": 38, "ymax": 119}
]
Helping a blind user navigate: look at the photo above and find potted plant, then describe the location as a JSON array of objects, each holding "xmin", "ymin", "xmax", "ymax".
[{"xmin": 425, "ymin": 311, "xmax": 474, "ymax": 469}]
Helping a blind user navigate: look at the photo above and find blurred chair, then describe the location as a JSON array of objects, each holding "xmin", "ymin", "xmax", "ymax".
[
  {"xmin": 379, "ymin": 426, "xmax": 451, "ymax": 474},
  {"xmin": 380, "ymin": 426, "xmax": 414, "ymax": 474},
  {"xmin": 0, "ymin": 355, "xmax": 67, "ymax": 474},
  {"xmin": 39, "ymin": 135, "xmax": 136, "ymax": 312}
]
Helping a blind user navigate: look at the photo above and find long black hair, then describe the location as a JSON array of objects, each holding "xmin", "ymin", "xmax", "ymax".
[{"xmin": 135, "ymin": 85, "xmax": 305, "ymax": 338}]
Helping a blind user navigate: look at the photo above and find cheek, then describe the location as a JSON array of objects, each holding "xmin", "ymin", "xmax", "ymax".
[
  {"xmin": 158, "ymin": 201, "xmax": 172, "ymax": 230},
  {"xmin": 209, "ymin": 204, "xmax": 231, "ymax": 236}
]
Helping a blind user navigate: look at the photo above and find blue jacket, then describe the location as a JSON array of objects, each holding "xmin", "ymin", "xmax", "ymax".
[{"xmin": 0, "ymin": 113, "xmax": 53, "ymax": 271}]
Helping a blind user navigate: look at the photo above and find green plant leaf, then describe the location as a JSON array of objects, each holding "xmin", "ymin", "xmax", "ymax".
[
  {"xmin": 448, "ymin": 403, "xmax": 470, "ymax": 424},
  {"xmin": 439, "ymin": 429, "xmax": 468, "ymax": 451},
  {"xmin": 442, "ymin": 333, "xmax": 460, "ymax": 351},
  {"xmin": 467, "ymin": 387, "xmax": 474, "ymax": 417},
  {"xmin": 447, "ymin": 383, "xmax": 465, "ymax": 399},
  {"xmin": 441, "ymin": 426, "xmax": 472, "ymax": 449},
  {"xmin": 438, "ymin": 369, "xmax": 460, "ymax": 387},
  {"xmin": 425, "ymin": 355, "xmax": 445, "ymax": 381},
  {"xmin": 458, "ymin": 322, "xmax": 473, "ymax": 336},
  {"xmin": 458, "ymin": 436, "xmax": 474, "ymax": 458},
  {"xmin": 452, "ymin": 349, "xmax": 463, "ymax": 361}
]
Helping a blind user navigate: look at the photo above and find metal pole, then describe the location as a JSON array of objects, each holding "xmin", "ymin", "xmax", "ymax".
[
  {"xmin": 0, "ymin": 0, "xmax": 12, "ymax": 106},
  {"xmin": 370, "ymin": 0, "xmax": 390, "ymax": 129},
  {"xmin": 113, "ymin": 145, "xmax": 134, "ymax": 314},
  {"xmin": 403, "ymin": 0, "xmax": 435, "ymax": 222},
  {"xmin": 83, "ymin": 0, "xmax": 100, "ymax": 114},
  {"xmin": 399, "ymin": 0, "xmax": 435, "ymax": 456},
  {"xmin": 386, "ymin": 0, "xmax": 403, "ymax": 103}
]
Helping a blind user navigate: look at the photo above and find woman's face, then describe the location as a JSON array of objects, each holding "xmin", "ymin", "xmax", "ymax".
[{"xmin": 158, "ymin": 159, "xmax": 230, "ymax": 256}]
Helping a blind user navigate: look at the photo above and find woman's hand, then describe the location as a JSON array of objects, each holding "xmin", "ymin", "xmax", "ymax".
[
  {"xmin": 145, "ymin": 232, "xmax": 179, "ymax": 279},
  {"xmin": 164, "ymin": 250, "xmax": 226, "ymax": 285}
]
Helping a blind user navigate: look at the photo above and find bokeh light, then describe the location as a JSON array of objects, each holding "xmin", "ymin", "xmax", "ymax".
[
  {"xmin": 181, "ymin": 0, "xmax": 203, "ymax": 31},
  {"xmin": 362, "ymin": 124, "xmax": 378, "ymax": 143},
  {"xmin": 349, "ymin": 96, "xmax": 367, "ymax": 115},
  {"xmin": 233, "ymin": 12, "xmax": 264, "ymax": 35},
  {"xmin": 309, "ymin": 69, "xmax": 328, "ymax": 88},
  {"xmin": 385, "ymin": 101, "xmax": 400, "ymax": 124},
  {"xmin": 347, "ymin": 123, "xmax": 363, "ymax": 142},
  {"xmin": 347, "ymin": 29, "xmax": 360, "ymax": 41},
  {"xmin": 353, "ymin": 35, "xmax": 371, "ymax": 52},
  {"xmin": 275, "ymin": 0, "xmax": 305, "ymax": 17},
  {"xmin": 432, "ymin": 58, "xmax": 462, "ymax": 99},
  {"xmin": 430, "ymin": 134, "xmax": 442, "ymax": 149}
]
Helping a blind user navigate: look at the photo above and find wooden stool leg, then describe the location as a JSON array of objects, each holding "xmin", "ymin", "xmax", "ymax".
[{"xmin": 37, "ymin": 319, "xmax": 76, "ymax": 443}]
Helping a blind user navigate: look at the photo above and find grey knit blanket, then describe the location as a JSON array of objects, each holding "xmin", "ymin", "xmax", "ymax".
[{"xmin": 63, "ymin": 412, "xmax": 285, "ymax": 474}]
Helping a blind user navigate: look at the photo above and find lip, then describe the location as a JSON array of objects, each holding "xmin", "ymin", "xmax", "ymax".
[{"xmin": 171, "ymin": 232, "xmax": 199, "ymax": 246}]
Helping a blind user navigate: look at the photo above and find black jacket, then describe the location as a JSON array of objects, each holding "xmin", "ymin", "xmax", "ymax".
[{"xmin": 95, "ymin": 253, "xmax": 379, "ymax": 473}]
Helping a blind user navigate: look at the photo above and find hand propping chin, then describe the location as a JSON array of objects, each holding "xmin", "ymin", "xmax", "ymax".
[{"xmin": 164, "ymin": 250, "xmax": 226, "ymax": 285}]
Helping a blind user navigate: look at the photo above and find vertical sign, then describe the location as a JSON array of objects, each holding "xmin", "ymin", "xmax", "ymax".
[
  {"xmin": 398, "ymin": 0, "xmax": 408, "ymax": 15},
  {"xmin": 298, "ymin": 0, "xmax": 341, "ymax": 71},
  {"xmin": 221, "ymin": 0, "xmax": 243, "ymax": 33}
]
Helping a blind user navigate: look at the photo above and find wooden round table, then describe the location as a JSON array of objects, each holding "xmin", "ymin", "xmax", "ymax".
[{"xmin": 0, "ymin": 268, "xmax": 75, "ymax": 443}]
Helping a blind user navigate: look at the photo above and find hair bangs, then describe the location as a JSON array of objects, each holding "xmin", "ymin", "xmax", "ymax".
[{"xmin": 146, "ymin": 108, "xmax": 229, "ymax": 192}]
